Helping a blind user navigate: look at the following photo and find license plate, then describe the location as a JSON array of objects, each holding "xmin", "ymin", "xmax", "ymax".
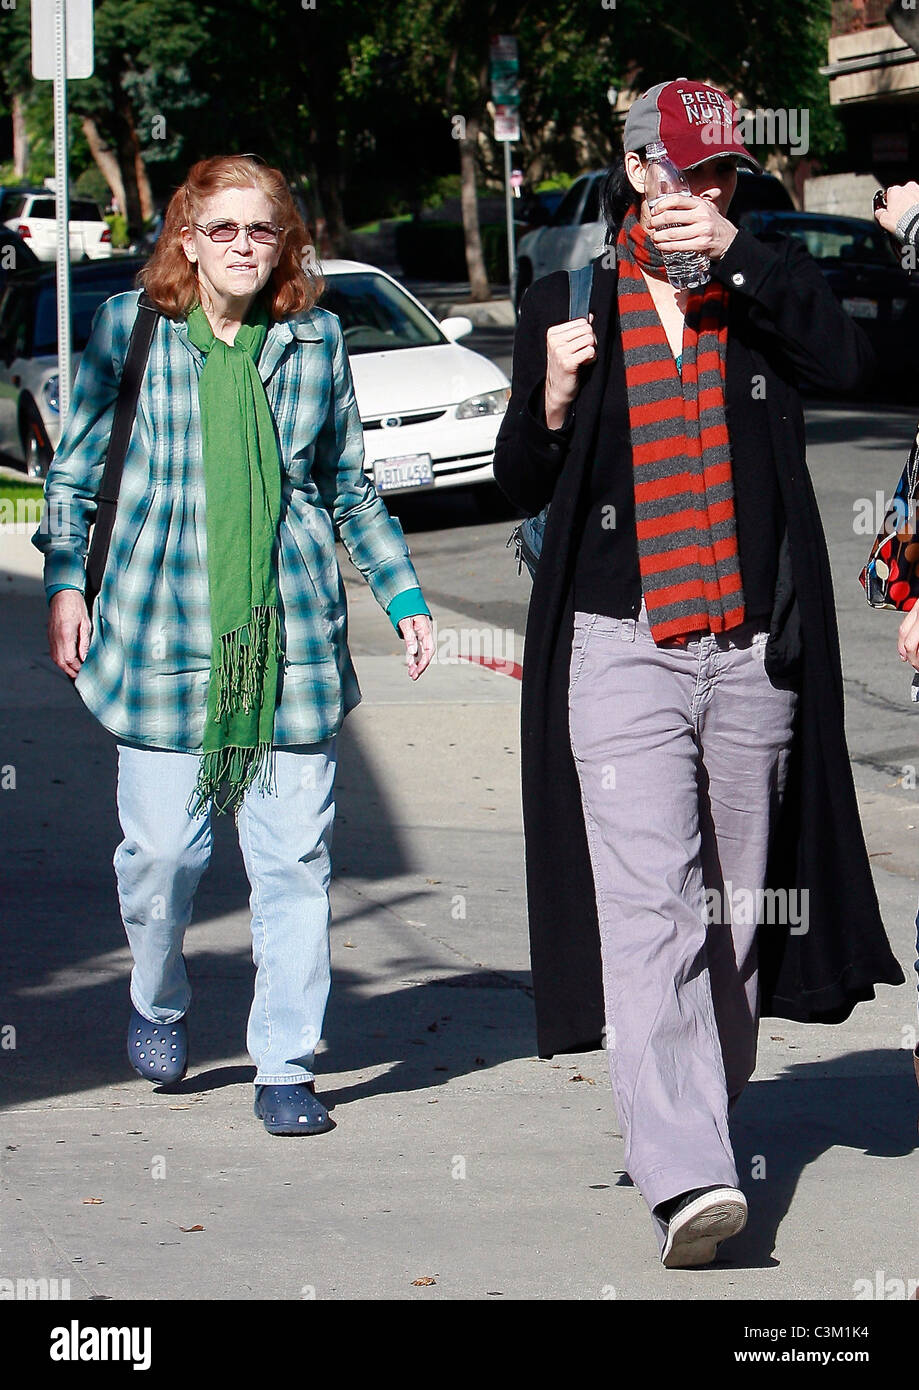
[
  {"xmin": 842, "ymin": 297, "xmax": 878, "ymax": 319},
  {"xmin": 373, "ymin": 453, "xmax": 435, "ymax": 493}
]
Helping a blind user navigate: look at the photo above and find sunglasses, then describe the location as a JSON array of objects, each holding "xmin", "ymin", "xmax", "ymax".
[{"xmin": 194, "ymin": 219, "xmax": 284, "ymax": 244}]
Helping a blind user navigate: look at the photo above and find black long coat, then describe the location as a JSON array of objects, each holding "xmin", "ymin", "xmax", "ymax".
[{"xmin": 493, "ymin": 227, "xmax": 905, "ymax": 1059}]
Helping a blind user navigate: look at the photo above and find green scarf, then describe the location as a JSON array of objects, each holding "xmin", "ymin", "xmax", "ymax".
[{"xmin": 185, "ymin": 298, "xmax": 284, "ymax": 817}]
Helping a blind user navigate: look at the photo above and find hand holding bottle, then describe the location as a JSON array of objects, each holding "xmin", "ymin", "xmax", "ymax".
[{"xmin": 648, "ymin": 193, "xmax": 739, "ymax": 263}]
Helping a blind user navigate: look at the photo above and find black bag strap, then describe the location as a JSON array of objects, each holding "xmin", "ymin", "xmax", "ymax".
[{"xmin": 84, "ymin": 292, "xmax": 160, "ymax": 615}]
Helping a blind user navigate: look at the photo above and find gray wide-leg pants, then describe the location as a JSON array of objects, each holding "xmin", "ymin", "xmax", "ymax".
[{"xmin": 568, "ymin": 602, "xmax": 798, "ymax": 1253}]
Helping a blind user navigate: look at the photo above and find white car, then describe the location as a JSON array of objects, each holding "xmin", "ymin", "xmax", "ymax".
[
  {"xmin": 317, "ymin": 258, "xmax": 510, "ymax": 497},
  {"xmin": 0, "ymin": 257, "xmax": 511, "ymax": 494},
  {"xmin": 2, "ymin": 191, "xmax": 113, "ymax": 262}
]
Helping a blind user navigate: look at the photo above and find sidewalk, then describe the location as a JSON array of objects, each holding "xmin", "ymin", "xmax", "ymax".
[{"xmin": 0, "ymin": 535, "xmax": 916, "ymax": 1301}]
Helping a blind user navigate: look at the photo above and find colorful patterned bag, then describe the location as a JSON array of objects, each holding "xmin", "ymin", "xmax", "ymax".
[{"xmin": 859, "ymin": 422, "xmax": 919, "ymax": 611}]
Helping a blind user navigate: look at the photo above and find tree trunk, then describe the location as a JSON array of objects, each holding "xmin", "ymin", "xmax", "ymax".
[
  {"xmin": 135, "ymin": 150, "xmax": 154, "ymax": 223},
  {"xmin": 446, "ymin": 40, "xmax": 490, "ymax": 301},
  {"xmin": 111, "ymin": 83, "xmax": 145, "ymax": 238},
  {"xmin": 12, "ymin": 94, "xmax": 28, "ymax": 179},
  {"xmin": 81, "ymin": 115, "xmax": 126, "ymax": 212},
  {"xmin": 307, "ymin": 116, "xmax": 351, "ymax": 257},
  {"xmin": 459, "ymin": 113, "xmax": 490, "ymax": 301}
]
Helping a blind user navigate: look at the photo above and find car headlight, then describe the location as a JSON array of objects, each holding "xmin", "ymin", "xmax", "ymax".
[
  {"xmin": 455, "ymin": 387, "xmax": 510, "ymax": 419},
  {"xmin": 43, "ymin": 375, "xmax": 60, "ymax": 414}
]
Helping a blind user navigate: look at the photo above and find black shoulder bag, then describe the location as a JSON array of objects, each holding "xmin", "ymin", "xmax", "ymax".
[{"xmin": 83, "ymin": 292, "xmax": 160, "ymax": 618}]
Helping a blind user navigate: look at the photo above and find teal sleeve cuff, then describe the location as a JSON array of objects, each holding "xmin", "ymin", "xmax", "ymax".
[
  {"xmin": 46, "ymin": 583, "xmax": 83, "ymax": 604},
  {"xmin": 387, "ymin": 586, "xmax": 431, "ymax": 633}
]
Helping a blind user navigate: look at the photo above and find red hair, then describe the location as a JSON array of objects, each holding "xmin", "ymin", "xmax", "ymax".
[{"xmin": 138, "ymin": 155, "xmax": 323, "ymax": 321}]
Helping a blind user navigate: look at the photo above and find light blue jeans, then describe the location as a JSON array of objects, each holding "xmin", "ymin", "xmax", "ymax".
[{"xmin": 114, "ymin": 740, "xmax": 337, "ymax": 1085}]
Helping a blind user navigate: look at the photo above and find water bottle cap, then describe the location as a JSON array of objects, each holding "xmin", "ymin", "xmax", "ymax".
[{"xmin": 645, "ymin": 141, "xmax": 667, "ymax": 158}]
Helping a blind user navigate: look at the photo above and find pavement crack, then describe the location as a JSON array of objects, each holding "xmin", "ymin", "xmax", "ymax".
[{"xmin": 0, "ymin": 1172, "xmax": 102, "ymax": 1298}]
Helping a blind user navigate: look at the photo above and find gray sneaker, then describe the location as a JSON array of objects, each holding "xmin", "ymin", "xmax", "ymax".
[{"xmin": 660, "ymin": 1186, "xmax": 748, "ymax": 1268}]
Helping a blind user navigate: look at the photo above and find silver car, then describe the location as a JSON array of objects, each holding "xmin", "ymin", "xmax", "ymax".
[
  {"xmin": 515, "ymin": 172, "xmax": 607, "ymax": 308},
  {"xmin": 0, "ymin": 259, "xmax": 143, "ymax": 477}
]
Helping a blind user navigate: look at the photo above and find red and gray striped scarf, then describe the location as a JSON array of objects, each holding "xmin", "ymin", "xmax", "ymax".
[{"xmin": 616, "ymin": 206, "xmax": 746, "ymax": 643}]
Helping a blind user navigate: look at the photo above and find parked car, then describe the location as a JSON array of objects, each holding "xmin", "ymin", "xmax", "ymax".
[
  {"xmin": 2, "ymin": 191, "xmax": 113, "ymax": 262},
  {"xmin": 317, "ymin": 258, "xmax": 510, "ymax": 497},
  {"xmin": 0, "ymin": 258, "xmax": 144, "ymax": 477},
  {"xmin": 0, "ymin": 256, "xmax": 511, "ymax": 492},
  {"xmin": 515, "ymin": 167, "xmax": 794, "ymax": 308},
  {"xmin": 740, "ymin": 210, "xmax": 919, "ymax": 395},
  {"xmin": 515, "ymin": 171, "xmax": 607, "ymax": 307},
  {"xmin": 729, "ymin": 168, "xmax": 794, "ymax": 222},
  {"xmin": 0, "ymin": 227, "xmax": 38, "ymax": 288},
  {"xmin": 514, "ymin": 186, "xmax": 567, "ymax": 236}
]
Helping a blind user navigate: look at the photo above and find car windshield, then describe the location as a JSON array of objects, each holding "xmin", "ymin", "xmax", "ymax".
[
  {"xmin": 318, "ymin": 272, "xmax": 444, "ymax": 353},
  {"xmin": 771, "ymin": 216, "xmax": 898, "ymax": 266},
  {"xmin": 33, "ymin": 274, "xmax": 140, "ymax": 354}
]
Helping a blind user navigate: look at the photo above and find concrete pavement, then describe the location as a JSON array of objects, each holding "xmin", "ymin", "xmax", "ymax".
[{"xmin": 0, "ymin": 491, "xmax": 916, "ymax": 1303}]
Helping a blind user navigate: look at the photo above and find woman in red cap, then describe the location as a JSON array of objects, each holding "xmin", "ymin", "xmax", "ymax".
[{"xmin": 494, "ymin": 79, "xmax": 903, "ymax": 1267}]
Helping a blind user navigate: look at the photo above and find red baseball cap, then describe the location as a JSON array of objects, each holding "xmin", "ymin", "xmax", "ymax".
[{"xmin": 623, "ymin": 78, "xmax": 762, "ymax": 174}]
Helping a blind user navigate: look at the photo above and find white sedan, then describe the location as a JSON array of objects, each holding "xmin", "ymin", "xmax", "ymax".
[
  {"xmin": 317, "ymin": 258, "xmax": 510, "ymax": 497},
  {"xmin": 0, "ymin": 256, "xmax": 511, "ymax": 495}
]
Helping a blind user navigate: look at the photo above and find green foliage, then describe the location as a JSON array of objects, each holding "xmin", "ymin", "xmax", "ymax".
[
  {"xmin": 104, "ymin": 212, "xmax": 130, "ymax": 248},
  {"xmin": 395, "ymin": 218, "xmax": 509, "ymax": 282},
  {"xmin": 75, "ymin": 165, "xmax": 111, "ymax": 207},
  {"xmin": 0, "ymin": 0, "xmax": 854, "ymax": 234}
]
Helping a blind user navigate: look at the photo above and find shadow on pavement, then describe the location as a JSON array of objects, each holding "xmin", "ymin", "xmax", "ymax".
[{"xmin": 725, "ymin": 1050, "xmax": 918, "ymax": 1271}]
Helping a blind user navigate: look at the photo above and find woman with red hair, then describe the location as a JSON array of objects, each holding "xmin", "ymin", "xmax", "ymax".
[{"xmin": 34, "ymin": 155, "xmax": 433, "ymax": 1135}]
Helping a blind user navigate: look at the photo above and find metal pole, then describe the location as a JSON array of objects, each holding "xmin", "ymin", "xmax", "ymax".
[
  {"xmin": 53, "ymin": 0, "xmax": 72, "ymax": 419},
  {"xmin": 504, "ymin": 139, "xmax": 517, "ymax": 314}
]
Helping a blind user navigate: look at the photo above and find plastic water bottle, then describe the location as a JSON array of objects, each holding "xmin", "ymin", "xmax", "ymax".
[{"xmin": 643, "ymin": 140, "xmax": 711, "ymax": 290}]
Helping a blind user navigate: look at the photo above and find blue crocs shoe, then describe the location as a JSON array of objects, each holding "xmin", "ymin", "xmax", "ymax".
[
  {"xmin": 127, "ymin": 1005, "xmax": 188, "ymax": 1087},
  {"xmin": 254, "ymin": 1083, "xmax": 335, "ymax": 1135}
]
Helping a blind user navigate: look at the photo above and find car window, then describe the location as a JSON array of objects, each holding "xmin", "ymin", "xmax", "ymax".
[
  {"xmin": 317, "ymin": 272, "xmax": 444, "ymax": 354},
  {"xmin": 72, "ymin": 200, "xmax": 103, "ymax": 221},
  {"xmin": 0, "ymin": 285, "xmax": 31, "ymax": 359},
  {"xmin": 774, "ymin": 217, "xmax": 897, "ymax": 266},
  {"xmin": 580, "ymin": 178, "xmax": 603, "ymax": 225},
  {"xmin": 549, "ymin": 179, "xmax": 588, "ymax": 227},
  {"xmin": 29, "ymin": 199, "xmax": 56, "ymax": 220},
  {"xmin": 33, "ymin": 274, "xmax": 140, "ymax": 354}
]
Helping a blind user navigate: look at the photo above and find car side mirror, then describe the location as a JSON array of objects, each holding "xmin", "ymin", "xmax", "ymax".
[{"xmin": 439, "ymin": 315, "xmax": 474, "ymax": 342}]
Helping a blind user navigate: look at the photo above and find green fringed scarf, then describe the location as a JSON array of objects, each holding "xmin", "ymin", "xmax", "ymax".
[{"xmin": 185, "ymin": 298, "xmax": 284, "ymax": 817}]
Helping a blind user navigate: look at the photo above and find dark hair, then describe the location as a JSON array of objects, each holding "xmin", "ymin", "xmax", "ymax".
[{"xmin": 600, "ymin": 150, "xmax": 644, "ymax": 243}]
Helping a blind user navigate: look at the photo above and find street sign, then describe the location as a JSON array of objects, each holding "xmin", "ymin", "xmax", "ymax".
[
  {"xmin": 31, "ymin": 0, "xmax": 93, "ymax": 79},
  {"xmin": 494, "ymin": 106, "xmax": 520, "ymax": 142},
  {"xmin": 489, "ymin": 36, "xmax": 521, "ymax": 310}
]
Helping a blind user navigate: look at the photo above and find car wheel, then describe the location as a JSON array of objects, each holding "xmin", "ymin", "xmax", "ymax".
[
  {"xmin": 19, "ymin": 401, "xmax": 54, "ymax": 480},
  {"xmin": 515, "ymin": 260, "xmax": 533, "ymax": 312}
]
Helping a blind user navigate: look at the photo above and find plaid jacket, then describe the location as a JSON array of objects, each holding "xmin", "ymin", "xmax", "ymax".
[{"xmin": 32, "ymin": 290, "xmax": 429, "ymax": 751}]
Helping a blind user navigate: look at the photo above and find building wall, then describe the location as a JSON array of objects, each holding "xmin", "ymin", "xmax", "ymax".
[{"xmin": 803, "ymin": 170, "xmax": 883, "ymax": 218}]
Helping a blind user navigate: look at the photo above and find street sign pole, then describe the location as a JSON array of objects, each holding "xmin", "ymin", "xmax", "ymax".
[
  {"xmin": 53, "ymin": 0, "xmax": 72, "ymax": 419},
  {"xmin": 31, "ymin": 0, "xmax": 94, "ymax": 425},
  {"xmin": 490, "ymin": 36, "xmax": 520, "ymax": 314},
  {"xmin": 503, "ymin": 139, "xmax": 515, "ymax": 310}
]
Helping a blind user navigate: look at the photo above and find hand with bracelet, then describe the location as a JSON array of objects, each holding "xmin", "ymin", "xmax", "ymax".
[{"xmin": 873, "ymin": 180, "xmax": 919, "ymax": 242}]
